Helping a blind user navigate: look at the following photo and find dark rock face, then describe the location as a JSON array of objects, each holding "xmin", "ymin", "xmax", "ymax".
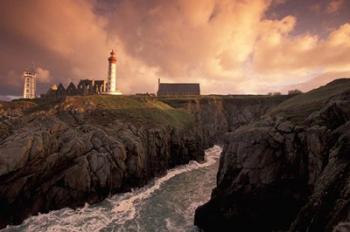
[
  {"xmin": 164, "ymin": 95, "xmax": 289, "ymax": 145},
  {"xmin": 195, "ymin": 89, "xmax": 350, "ymax": 231},
  {"xmin": 0, "ymin": 98, "xmax": 206, "ymax": 228},
  {"xmin": 0, "ymin": 95, "xmax": 289, "ymax": 228},
  {"xmin": 195, "ymin": 119, "xmax": 311, "ymax": 231}
]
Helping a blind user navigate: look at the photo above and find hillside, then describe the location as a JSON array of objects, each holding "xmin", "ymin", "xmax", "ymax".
[
  {"xmin": 4, "ymin": 96, "xmax": 193, "ymax": 128},
  {"xmin": 0, "ymin": 95, "xmax": 203, "ymax": 228},
  {"xmin": 267, "ymin": 78, "xmax": 350, "ymax": 123},
  {"xmin": 0, "ymin": 93, "xmax": 288, "ymax": 228},
  {"xmin": 195, "ymin": 78, "xmax": 350, "ymax": 232}
]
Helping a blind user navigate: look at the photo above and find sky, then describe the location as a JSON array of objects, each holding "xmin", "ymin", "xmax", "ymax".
[{"xmin": 0, "ymin": 0, "xmax": 350, "ymax": 99}]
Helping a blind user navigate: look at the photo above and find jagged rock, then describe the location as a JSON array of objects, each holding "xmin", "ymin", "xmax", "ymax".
[
  {"xmin": 195, "ymin": 81, "xmax": 350, "ymax": 232},
  {"xmin": 195, "ymin": 121, "xmax": 309, "ymax": 231},
  {"xmin": 334, "ymin": 222, "xmax": 350, "ymax": 232},
  {"xmin": 0, "ymin": 94, "xmax": 288, "ymax": 228},
  {"xmin": 289, "ymin": 122, "xmax": 350, "ymax": 232},
  {"xmin": 64, "ymin": 156, "xmax": 91, "ymax": 192},
  {"xmin": 0, "ymin": 132, "xmax": 33, "ymax": 175}
]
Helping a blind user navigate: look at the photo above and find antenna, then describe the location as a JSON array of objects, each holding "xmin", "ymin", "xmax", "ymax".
[{"xmin": 31, "ymin": 62, "xmax": 36, "ymax": 74}]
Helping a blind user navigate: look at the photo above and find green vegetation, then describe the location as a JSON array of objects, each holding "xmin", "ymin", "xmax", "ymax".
[
  {"xmin": 80, "ymin": 95, "xmax": 172, "ymax": 110},
  {"xmin": 159, "ymin": 95, "xmax": 289, "ymax": 108},
  {"xmin": 1, "ymin": 99, "xmax": 37, "ymax": 111},
  {"xmin": 268, "ymin": 78, "xmax": 350, "ymax": 122},
  {"xmin": 1, "ymin": 95, "xmax": 194, "ymax": 129},
  {"xmin": 65, "ymin": 95, "xmax": 195, "ymax": 129},
  {"xmin": 4, "ymin": 78, "xmax": 349, "ymax": 128}
]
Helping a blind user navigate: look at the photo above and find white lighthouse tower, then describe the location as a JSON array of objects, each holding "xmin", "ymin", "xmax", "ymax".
[
  {"xmin": 23, "ymin": 70, "xmax": 37, "ymax": 99},
  {"xmin": 106, "ymin": 50, "xmax": 122, "ymax": 95}
]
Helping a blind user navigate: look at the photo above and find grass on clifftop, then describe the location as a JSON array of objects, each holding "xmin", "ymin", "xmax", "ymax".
[
  {"xmin": 82, "ymin": 95, "xmax": 172, "ymax": 110},
  {"xmin": 63, "ymin": 95, "xmax": 194, "ymax": 129},
  {"xmin": 267, "ymin": 78, "xmax": 350, "ymax": 122},
  {"xmin": 0, "ymin": 99, "xmax": 37, "ymax": 110},
  {"xmin": 1, "ymin": 95, "xmax": 194, "ymax": 129},
  {"xmin": 158, "ymin": 95, "xmax": 289, "ymax": 109}
]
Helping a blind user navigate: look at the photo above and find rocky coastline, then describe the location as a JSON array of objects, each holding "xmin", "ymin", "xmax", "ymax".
[
  {"xmin": 0, "ymin": 96, "xmax": 205, "ymax": 228},
  {"xmin": 195, "ymin": 79, "xmax": 350, "ymax": 232},
  {"xmin": 0, "ymin": 94, "xmax": 285, "ymax": 228}
]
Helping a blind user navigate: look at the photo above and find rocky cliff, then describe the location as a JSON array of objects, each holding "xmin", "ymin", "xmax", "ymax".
[
  {"xmin": 195, "ymin": 79, "xmax": 350, "ymax": 232},
  {"xmin": 0, "ymin": 96, "xmax": 206, "ymax": 228},
  {"xmin": 0, "ymin": 94, "xmax": 288, "ymax": 228},
  {"xmin": 161, "ymin": 95, "xmax": 289, "ymax": 145}
]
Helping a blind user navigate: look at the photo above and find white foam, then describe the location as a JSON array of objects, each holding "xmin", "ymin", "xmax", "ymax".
[
  {"xmin": 1, "ymin": 145, "xmax": 222, "ymax": 232},
  {"xmin": 109, "ymin": 145, "xmax": 221, "ymax": 225},
  {"xmin": 165, "ymin": 217, "xmax": 183, "ymax": 232}
]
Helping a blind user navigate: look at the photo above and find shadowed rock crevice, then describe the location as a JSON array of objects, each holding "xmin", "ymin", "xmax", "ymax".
[
  {"xmin": 0, "ymin": 95, "xmax": 286, "ymax": 228},
  {"xmin": 195, "ymin": 79, "xmax": 350, "ymax": 232}
]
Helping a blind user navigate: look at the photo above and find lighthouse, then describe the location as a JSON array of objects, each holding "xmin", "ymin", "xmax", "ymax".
[
  {"xmin": 23, "ymin": 71, "xmax": 37, "ymax": 99},
  {"xmin": 106, "ymin": 50, "xmax": 122, "ymax": 95}
]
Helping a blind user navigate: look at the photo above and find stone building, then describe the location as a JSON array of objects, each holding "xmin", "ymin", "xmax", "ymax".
[
  {"xmin": 77, "ymin": 79, "xmax": 106, "ymax": 95},
  {"xmin": 41, "ymin": 50, "xmax": 121, "ymax": 100},
  {"xmin": 157, "ymin": 79, "xmax": 200, "ymax": 96},
  {"xmin": 41, "ymin": 79, "xmax": 106, "ymax": 100},
  {"xmin": 77, "ymin": 79, "xmax": 94, "ymax": 96},
  {"xmin": 66, "ymin": 82, "xmax": 78, "ymax": 95}
]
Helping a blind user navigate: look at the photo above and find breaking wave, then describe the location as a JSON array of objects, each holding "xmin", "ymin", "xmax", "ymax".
[{"xmin": 2, "ymin": 145, "xmax": 222, "ymax": 232}]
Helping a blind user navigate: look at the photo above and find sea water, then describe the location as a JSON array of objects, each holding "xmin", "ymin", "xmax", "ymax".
[{"xmin": 2, "ymin": 146, "xmax": 222, "ymax": 232}]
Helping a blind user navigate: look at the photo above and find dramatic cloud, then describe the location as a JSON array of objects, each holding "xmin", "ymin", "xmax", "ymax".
[
  {"xmin": 327, "ymin": 0, "xmax": 344, "ymax": 13},
  {"xmin": 0, "ymin": 0, "xmax": 160, "ymax": 95},
  {"xmin": 0, "ymin": 0, "xmax": 113, "ymax": 78},
  {"xmin": 0, "ymin": 0, "xmax": 349, "ymax": 96},
  {"xmin": 253, "ymin": 22, "xmax": 350, "ymax": 78},
  {"xmin": 36, "ymin": 67, "xmax": 51, "ymax": 83},
  {"xmin": 280, "ymin": 70, "xmax": 350, "ymax": 93}
]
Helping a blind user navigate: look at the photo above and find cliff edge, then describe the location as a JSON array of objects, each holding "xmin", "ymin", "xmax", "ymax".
[
  {"xmin": 195, "ymin": 79, "xmax": 350, "ymax": 231},
  {"xmin": 0, "ymin": 96, "xmax": 205, "ymax": 228},
  {"xmin": 0, "ymin": 93, "xmax": 289, "ymax": 228}
]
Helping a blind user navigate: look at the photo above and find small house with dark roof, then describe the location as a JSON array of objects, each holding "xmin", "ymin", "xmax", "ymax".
[
  {"xmin": 41, "ymin": 79, "xmax": 106, "ymax": 101},
  {"xmin": 56, "ymin": 83, "xmax": 66, "ymax": 98},
  {"xmin": 66, "ymin": 82, "xmax": 78, "ymax": 95},
  {"xmin": 157, "ymin": 79, "xmax": 200, "ymax": 96}
]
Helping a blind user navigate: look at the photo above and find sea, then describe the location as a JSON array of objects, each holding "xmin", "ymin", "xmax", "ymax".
[{"xmin": 2, "ymin": 146, "xmax": 222, "ymax": 232}]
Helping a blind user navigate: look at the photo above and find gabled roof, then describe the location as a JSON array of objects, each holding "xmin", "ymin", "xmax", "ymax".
[
  {"xmin": 158, "ymin": 83, "xmax": 200, "ymax": 96},
  {"xmin": 67, "ymin": 82, "xmax": 77, "ymax": 90},
  {"xmin": 57, "ymin": 83, "xmax": 65, "ymax": 91}
]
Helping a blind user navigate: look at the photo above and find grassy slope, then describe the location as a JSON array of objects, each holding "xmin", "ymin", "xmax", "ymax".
[
  {"xmin": 4, "ymin": 78, "xmax": 349, "ymax": 128},
  {"xmin": 78, "ymin": 95, "xmax": 194, "ymax": 129},
  {"xmin": 159, "ymin": 95, "xmax": 289, "ymax": 109},
  {"xmin": 15, "ymin": 95, "xmax": 193, "ymax": 129},
  {"xmin": 267, "ymin": 78, "xmax": 350, "ymax": 122},
  {"xmin": 0, "ymin": 100, "xmax": 37, "ymax": 110}
]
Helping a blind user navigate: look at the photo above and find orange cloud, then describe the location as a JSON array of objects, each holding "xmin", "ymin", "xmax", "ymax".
[
  {"xmin": 36, "ymin": 67, "xmax": 51, "ymax": 83},
  {"xmin": 252, "ymin": 20, "xmax": 350, "ymax": 88},
  {"xmin": 0, "ymin": 0, "xmax": 349, "ymax": 96}
]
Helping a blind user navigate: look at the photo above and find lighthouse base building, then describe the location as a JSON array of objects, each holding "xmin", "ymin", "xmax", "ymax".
[{"xmin": 106, "ymin": 50, "xmax": 122, "ymax": 95}]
